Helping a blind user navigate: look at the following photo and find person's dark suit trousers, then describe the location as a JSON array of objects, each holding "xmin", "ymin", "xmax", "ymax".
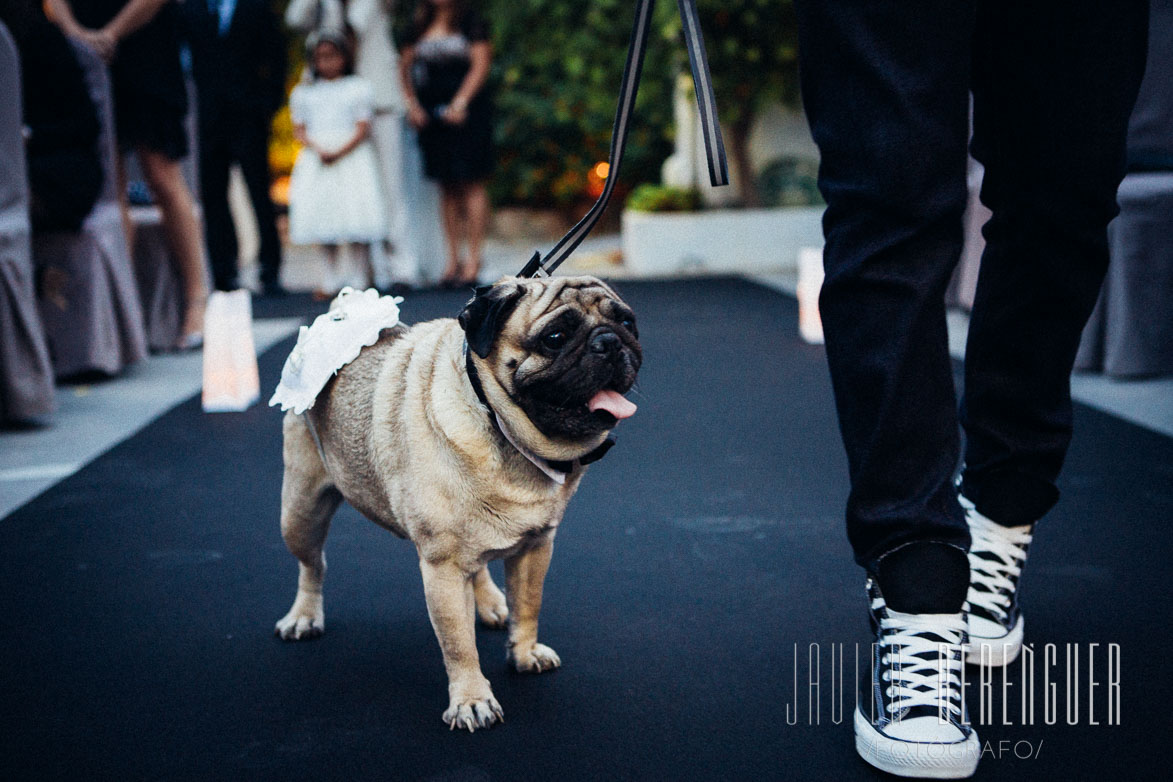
[{"xmin": 793, "ymin": 0, "xmax": 1150, "ymax": 601}]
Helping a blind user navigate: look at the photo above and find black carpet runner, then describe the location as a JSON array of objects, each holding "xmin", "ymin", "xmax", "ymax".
[{"xmin": 2, "ymin": 279, "xmax": 1168, "ymax": 780}]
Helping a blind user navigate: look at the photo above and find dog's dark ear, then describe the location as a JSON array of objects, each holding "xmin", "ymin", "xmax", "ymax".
[{"xmin": 459, "ymin": 283, "xmax": 524, "ymax": 358}]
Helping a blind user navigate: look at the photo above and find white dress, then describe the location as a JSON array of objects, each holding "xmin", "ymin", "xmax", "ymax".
[
  {"xmin": 285, "ymin": 0, "xmax": 446, "ymax": 281},
  {"xmin": 288, "ymin": 75, "xmax": 387, "ymax": 245}
]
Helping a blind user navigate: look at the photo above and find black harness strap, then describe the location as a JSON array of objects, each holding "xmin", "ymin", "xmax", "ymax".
[{"xmin": 519, "ymin": 0, "xmax": 728, "ymax": 279}]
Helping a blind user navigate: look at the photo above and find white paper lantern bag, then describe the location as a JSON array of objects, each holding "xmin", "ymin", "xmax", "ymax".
[{"xmin": 202, "ymin": 290, "xmax": 260, "ymax": 413}]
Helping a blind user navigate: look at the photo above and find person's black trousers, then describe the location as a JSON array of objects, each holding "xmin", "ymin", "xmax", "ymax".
[
  {"xmin": 793, "ymin": 0, "xmax": 1149, "ymax": 599},
  {"xmin": 199, "ymin": 108, "xmax": 283, "ymax": 291}
]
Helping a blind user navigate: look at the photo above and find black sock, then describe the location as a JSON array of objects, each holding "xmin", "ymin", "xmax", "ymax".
[
  {"xmin": 875, "ymin": 542, "xmax": 969, "ymax": 614},
  {"xmin": 961, "ymin": 471, "xmax": 1056, "ymax": 527}
]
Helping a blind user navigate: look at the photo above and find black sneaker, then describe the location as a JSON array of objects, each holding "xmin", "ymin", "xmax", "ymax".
[
  {"xmin": 961, "ymin": 494, "xmax": 1033, "ymax": 666},
  {"xmin": 855, "ymin": 578, "xmax": 979, "ymax": 778}
]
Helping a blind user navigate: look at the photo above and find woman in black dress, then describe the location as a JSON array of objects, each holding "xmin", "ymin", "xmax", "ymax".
[
  {"xmin": 399, "ymin": 0, "xmax": 493, "ymax": 287},
  {"xmin": 46, "ymin": 0, "xmax": 208, "ymax": 349},
  {"xmin": 1, "ymin": 0, "xmax": 103, "ymax": 232}
]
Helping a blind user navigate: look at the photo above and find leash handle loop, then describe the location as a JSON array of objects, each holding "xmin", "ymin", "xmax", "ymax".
[{"xmin": 677, "ymin": 0, "xmax": 728, "ymax": 188}]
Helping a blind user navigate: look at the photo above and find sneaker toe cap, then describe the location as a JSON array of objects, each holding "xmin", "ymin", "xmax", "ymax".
[
  {"xmin": 883, "ymin": 715, "xmax": 970, "ymax": 744},
  {"xmin": 968, "ymin": 613, "xmax": 1010, "ymax": 641}
]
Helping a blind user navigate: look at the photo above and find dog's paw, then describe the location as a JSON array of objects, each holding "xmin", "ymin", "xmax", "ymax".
[
  {"xmin": 274, "ymin": 597, "xmax": 325, "ymax": 641},
  {"xmin": 474, "ymin": 576, "xmax": 509, "ymax": 630},
  {"xmin": 509, "ymin": 642, "xmax": 561, "ymax": 674},
  {"xmin": 476, "ymin": 598, "xmax": 509, "ymax": 630},
  {"xmin": 442, "ymin": 692, "xmax": 504, "ymax": 733}
]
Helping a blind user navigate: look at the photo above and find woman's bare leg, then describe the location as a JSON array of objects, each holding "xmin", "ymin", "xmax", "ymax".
[
  {"xmin": 461, "ymin": 181, "xmax": 489, "ymax": 284},
  {"xmin": 137, "ymin": 147, "xmax": 208, "ymax": 342},
  {"xmin": 439, "ymin": 183, "xmax": 465, "ymax": 283},
  {"xmin": 318, "ymin": 244, "xmax": 340, "ymax": 298},
  {"xmin": 115, "ymin": 153, "xmax": 134, "ymax": 255},
  {"xmin": 350, "ymin": 243, "xmax": 373, "ymax": 288}
]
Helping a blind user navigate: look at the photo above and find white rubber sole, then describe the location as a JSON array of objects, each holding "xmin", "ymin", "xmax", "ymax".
[
  {"xmin": 854, "ymin": 708, "xmax": 980, "ymax": 779},
  {"xmin": 965, "ymin": 615, "xmax": 1024, "ymax": 666}
]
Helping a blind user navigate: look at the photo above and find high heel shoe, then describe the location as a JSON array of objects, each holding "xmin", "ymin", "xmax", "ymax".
[
  {"xmin": 176, "ymin": 300, "xmax": 206, "ymax": 351},
  {"xmin": 174, "ymin": 331, "xmax": 204, "ymax": 351}
]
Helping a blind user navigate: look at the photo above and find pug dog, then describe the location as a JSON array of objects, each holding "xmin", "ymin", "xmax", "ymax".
[{"xmin": 274, "ymin": 275, "xmax": 642, "ymax": 731}]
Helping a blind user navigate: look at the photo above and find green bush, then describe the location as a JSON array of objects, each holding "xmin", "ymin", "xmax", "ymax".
[
  {"xmin": 759, "ymin": 156, "xmax": 823, "ymax": 207},
  {"xmin": 475, "ymin": 0, "xmax": 680, "ymax": 207},
  {"xmin": 391, "ymin": 1, "xmax": 800, "ymax": 208},
  {"xmin": 625, "ymin": 183, "xmax": 701, "ymax": 213}
]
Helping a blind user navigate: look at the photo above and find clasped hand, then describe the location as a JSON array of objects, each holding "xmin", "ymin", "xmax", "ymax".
[{"xmin": 76, "ymin": 27, "xmax": 118, "ymax": 62}]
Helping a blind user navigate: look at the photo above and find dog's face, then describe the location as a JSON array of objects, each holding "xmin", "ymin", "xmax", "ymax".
[{"xmin": 459, "ymin": 276, "xmax": 642, "ymax": 455}]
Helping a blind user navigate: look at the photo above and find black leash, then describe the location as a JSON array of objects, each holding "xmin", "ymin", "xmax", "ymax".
[{"xmin": 518, "ymin": 0, "xmax": 728, "ymax": 279}]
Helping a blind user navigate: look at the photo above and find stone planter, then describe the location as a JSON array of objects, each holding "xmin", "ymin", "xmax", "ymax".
[{"xmin": 621, "ymin": 206, "xmax": 824, "ymax": 276}]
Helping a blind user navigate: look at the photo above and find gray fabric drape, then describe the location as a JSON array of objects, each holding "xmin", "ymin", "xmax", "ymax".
[
  {"xmin": 0, "ymin": 21, "xmax": 55, "ymax": 421},
  {"xmin": 132, "ymin": 208, "xmax": 183, "ymax": 351},
  {"xmin": 1126, "ymin": 0, "xmax": 1173, "ymax": 170},
  {"xmin": 1075, "ymin": 172, "xmax": 1173, "ymax": 377},
  {"xmin": 32, "ymin": 40, "xmax": 147, "ymax": 378},
  {"xmin": 1074, "ymin": 3, "xmax": 1173, "ymax": 378}
]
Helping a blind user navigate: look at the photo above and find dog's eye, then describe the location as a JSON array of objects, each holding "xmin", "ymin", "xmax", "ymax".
[
  {"xmin": 621, "ymin": 318, "xmax": 637, "ymax": 335},
  {"xmin": 542, "ymin": 331, "xmax": 568, "ymax": 351}
]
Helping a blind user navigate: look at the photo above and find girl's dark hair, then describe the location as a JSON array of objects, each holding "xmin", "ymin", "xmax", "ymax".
[
  {"xmin": 411, "ymin": 0, "xmax": 471, "ymax": 42},
  {"xmin": 306, "ymin": 29, "xmax": 356, "ymax": 80}
]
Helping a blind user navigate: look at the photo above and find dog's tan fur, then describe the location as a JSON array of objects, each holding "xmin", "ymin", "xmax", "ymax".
[{"xmin": 275, "ymin": 276, "xmax": 639, "ymax": 731}]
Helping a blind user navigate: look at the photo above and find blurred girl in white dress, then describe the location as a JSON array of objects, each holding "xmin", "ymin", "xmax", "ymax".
[
  {"xmin": 288, "ymin": 31, "xmax": 386, "ymax": 295},
  {"xmin": 285, "ymin": 0, "xmax": 445, "ymax": 291}
]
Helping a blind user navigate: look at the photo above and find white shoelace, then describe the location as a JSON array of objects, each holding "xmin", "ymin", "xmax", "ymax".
[
  {"xmin": 877, "ymin": 607, "xmax": 968, "ymax": 719},
  {"xmin": 963, "ymin": 498, "xmax": 1033, "ymax": 623}
]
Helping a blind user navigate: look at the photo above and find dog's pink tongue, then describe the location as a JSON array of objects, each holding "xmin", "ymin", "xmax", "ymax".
[{"xmin": 588, "ymin": 389, "xmax": 637, "ymax": 420}]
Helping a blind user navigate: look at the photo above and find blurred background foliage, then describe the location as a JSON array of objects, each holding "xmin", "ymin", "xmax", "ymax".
[
  {"xmin": 275, "ymin": 0, "xmax": 801, "ymax": 210},
  {"xmin": 478, "ymin": 0, "xmax": 800, "ymax": 208},
  {"xmin": 691, "ymin": 0, "xmax": 799, "ymax": 205},
  {"xmin": 625, "ymin": 183, "xmax": 701, "ymax": 213},
  {"xmin": 471, "ymin": 0, "xmax": 681, "ymax": 208}
]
